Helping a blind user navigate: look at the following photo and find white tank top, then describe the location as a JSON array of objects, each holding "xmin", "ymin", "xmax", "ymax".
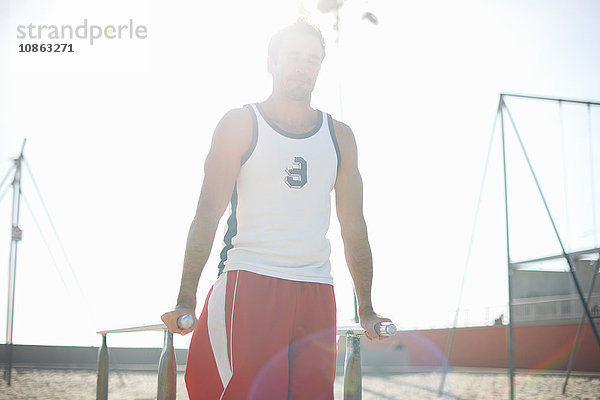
[{"xmin": 218, "ymin": 103, "xmax": 340, "ymax": 285}]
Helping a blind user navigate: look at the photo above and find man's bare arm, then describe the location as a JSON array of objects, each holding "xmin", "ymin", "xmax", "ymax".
[
  {"xmin": 162, "ymin": 107, "xmax": 252, "ymax": 334},
  {"xmin": 334, "ymin": 120, "xmax": 391, "ymax": 340}
]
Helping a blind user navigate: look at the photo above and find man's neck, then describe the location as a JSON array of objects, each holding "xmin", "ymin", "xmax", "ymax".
[{"xmin": 261, "ymin": 94, "xmax": 317, "ymax": 133}]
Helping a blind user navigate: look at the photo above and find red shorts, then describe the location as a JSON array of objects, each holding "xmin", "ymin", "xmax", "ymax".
[{"xmin": 185, "ymin": 270, "xmax": 337, "ymax": 400}]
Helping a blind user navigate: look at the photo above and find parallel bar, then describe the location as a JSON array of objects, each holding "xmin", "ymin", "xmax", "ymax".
[
  {"xmin": 99, "ymin": 323, "xmax": 377, "ymax": 336},
  {"xmin": 97, "ymin": 323, "xmax": 166, "ymax": 335},
  {"xmin": 337, "ymin": 325, "xmax": 367, "ymax": 336},
  {"xmin": 96, "ymin": 320, "xmax": 396, "ymax": 400},
  {"xmin": 501, "ymin": 93, "xmax": 600, "ymax": 106}
]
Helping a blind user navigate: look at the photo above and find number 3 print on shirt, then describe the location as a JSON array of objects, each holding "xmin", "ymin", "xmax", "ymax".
[{"xmin": 285, "ymin": 156, "xmax": 307, "ymax": 189}]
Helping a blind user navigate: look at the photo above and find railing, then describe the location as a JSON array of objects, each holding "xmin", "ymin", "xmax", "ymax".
[
  {"xmin": 397, "ymin": 294, "xmax": 600, "ymax": 330},
  {"xmin": 95, "ymin": 321, "xmax": 396, "ymax": 400},
  {"xmin": 512, "ymin": 294, "xmax": 600, "ymax": 324}
]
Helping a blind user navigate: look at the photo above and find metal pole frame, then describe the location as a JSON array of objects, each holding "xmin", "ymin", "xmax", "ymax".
[
  {"xmin": 499, "ymin": 93, "xmax": 600, "ymax": 398},
  {"xmin": 562, "ymin": 257, "xmax": 599, "ymax": 394},
  {"xmin": 502, "ymin": 98, "xmax": 600, "ymax": 350},
  {"xmin": 4, "ymin": 139, "xmax": 26, "ymax": 386},
  {"xmin": 499, "ymin": 96, "xmax": 516, "ymax": 400},
  {"xmin": 501, "ymin": 93, "xmax": 600, "ymax": 107},
  {"xmin": 438, "ymin": 102, "xmax": 501, "ymax": 396}
]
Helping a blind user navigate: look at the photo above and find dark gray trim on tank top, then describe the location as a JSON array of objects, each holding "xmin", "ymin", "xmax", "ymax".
[
  {"xmin": 218, "ymin": 185, "xmax": 238, "ymax": 276},
  {"xmin": 241, "ymin": 104, "xmax": 259, "ymax": 165},
  {"xmin": 327, "ymin": 113, "xmax": 341, "ymax": 173},
  {"xmin": 255, "ymin": 102, "xmax": 323, "ymax": 139}
]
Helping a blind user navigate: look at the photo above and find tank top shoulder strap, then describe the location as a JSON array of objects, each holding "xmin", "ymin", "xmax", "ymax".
[
  {"xmin": 325, "ymin": 112, "xmax": 341, "ymax": 173},
  {"xmin": 241, "ymin": 104, "xmax": 259, "ymax": 165}
]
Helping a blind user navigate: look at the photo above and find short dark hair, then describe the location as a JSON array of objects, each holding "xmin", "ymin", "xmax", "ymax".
[{"xmin": 268, "ymin": 19, "xmax": 326, "ymax": 62}]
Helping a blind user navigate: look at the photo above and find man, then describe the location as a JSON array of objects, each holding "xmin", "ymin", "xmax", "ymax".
[{"xmin": 162, "ymin": 19, "xmax": 391, "ymax": 400}]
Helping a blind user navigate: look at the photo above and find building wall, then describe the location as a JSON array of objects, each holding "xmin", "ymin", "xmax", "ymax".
[
  {"xmin": 358, "ymin": 322, "xmax": 600, "ymax": 372},
  {"xmin": 513, "ymin": 260, "xmax": 599, "ymax": 299}
]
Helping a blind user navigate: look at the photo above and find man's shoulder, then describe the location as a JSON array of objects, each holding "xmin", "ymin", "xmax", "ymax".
[
  {"xmin": 219, "ymin": 106, "xmax": 253, "ymax": 129},
  {"xmin": 209, "ymin": 106, "xmax": 255, "ymax": 159},
  {"xmin": 330, "ymin": 117, "xmax": 351, "ymax": 134},
  {"xmin": 213, "ymin": 106, "xmax": 254, "ymax": 140},
  {"xmin": 329, "ymin": 117, "xmax": 355, "ymax": 148}
]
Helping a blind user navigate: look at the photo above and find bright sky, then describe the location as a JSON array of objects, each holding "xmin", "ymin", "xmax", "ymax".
[{"xmin": 0, "ymin": 0, "xmax": 599, "ymax": 349}]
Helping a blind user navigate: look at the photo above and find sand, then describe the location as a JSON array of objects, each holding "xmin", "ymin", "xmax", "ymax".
[{"xmin": 1, "ymin": 368, "xmax": 599, "ymax": 399}]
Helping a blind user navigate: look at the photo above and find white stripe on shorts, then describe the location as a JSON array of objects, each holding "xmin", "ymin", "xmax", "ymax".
[{"xmin": 207, "ymin": 272, "xmax": 233, "ymax": 391}]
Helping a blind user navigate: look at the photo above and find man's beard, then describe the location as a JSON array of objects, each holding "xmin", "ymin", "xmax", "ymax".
[{"xmin": 284, "ymin": 78, "xmax": 314, "ymax": 100}]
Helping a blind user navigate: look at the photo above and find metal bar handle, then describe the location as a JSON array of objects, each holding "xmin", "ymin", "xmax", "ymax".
[
  {"xmin": 374, "ymin": 322, "xmax": 397, "ymax": 336},
  {"xmin": 177, "ymin": 315, "xmax": 194, "ymax": 330}
]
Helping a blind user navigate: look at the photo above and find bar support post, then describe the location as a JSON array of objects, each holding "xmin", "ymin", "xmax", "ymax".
[
  {"xmin": 96, "ymin": 334, "xmax": 109, "ymax": 400},
  {"xmin": 344, "ymin": 334, "xmax": 361, "ymax": 400},
  {"xmin": 157, "ymin": 329, "xmax": 177, "ymax": 400}
]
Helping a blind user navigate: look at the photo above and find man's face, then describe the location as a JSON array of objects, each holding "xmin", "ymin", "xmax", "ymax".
[{"xmin": 269, "ymin": 32, "xmax": 323, "ymax": 100}]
